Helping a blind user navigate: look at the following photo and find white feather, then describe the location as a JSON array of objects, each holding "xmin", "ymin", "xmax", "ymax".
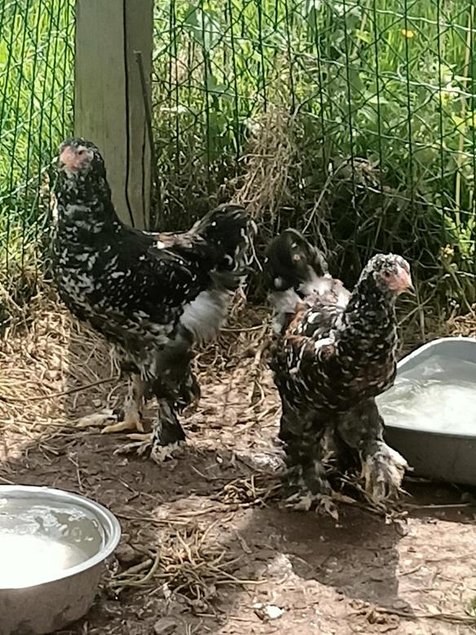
[
  {"xmin": 180, "ymin": 289, "xmax": 233, "ymax": 342},
  {"xmin": 269, "ymin": 289, "xmax": 301, "ymax": 334},
  {"xmin": 298, "ymin": 270, "xmax": 332, "ymax": 297},
  {"xmin": 270, "ymin": 270, "xmax": 350, "ymax": 334}
]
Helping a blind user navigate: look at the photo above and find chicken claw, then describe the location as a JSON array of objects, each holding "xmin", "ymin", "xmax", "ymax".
[
  {"xmin": 283, "ymin": 490, "xmax": 339, "ymax": 520},
  {"xmin": 102, "ymin": 409, "xmax": 144, "ymax": 434},
  {"xmin": 76, "ymin": 408, "xmax": 144, "ymax": 433},
  {"xmin": 361, "ymin": 443, "xmax": 409, "ymax": 503},
  {"xmin": 114, "ymin": 432, "xmax": 153, "ymax": 457},
  {"xmin": 77, "ymin": 409, "xmax": 116, "ymax": 428},
  {"xmin": 151, "ymin": 441, "xmax": 186, "ymax": 464},
  {"xmin": 114, "ymin": 432, "xmax": 185, "ymax": 464}
]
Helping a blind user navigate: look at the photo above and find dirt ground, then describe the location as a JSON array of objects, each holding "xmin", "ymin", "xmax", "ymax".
[{"xmin": 1, "ymin": 300, "xmax": 476, "ymax": 635}]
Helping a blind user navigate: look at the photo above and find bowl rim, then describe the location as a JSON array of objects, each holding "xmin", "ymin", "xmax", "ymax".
[
  {"xmin": 397, "ymin": 336, "xmax": 476, "ymax": 366},
  {"xmin": 382, "ymin": 335, "xmax": 476, "ymax": 440},
  {"xmin": 0, "ymin": 484, "xmax": 121, "ymax": 589}
]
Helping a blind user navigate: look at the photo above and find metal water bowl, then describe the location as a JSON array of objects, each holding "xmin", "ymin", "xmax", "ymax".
[{"xmin": 0, "ymin": 485, "xmax": 121, "ymax": 634}]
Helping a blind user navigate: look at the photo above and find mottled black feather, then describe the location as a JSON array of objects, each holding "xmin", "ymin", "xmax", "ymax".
[
  {"xmin": 52, "ymin": 137, "xmax": 255, "ymax": 454},
  {"xmin": 266, "ymin": 229, "xmax": 410, "ymax": 507}
]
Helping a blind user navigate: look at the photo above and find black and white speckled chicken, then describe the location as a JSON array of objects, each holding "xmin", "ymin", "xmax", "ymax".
[
  {"xmin": 52, "ymin": 138, "xmax": 255, "ymax": 461},
  {"xmin": 264, "ymin": 229, "xmax": 410, "ymax": 511}
]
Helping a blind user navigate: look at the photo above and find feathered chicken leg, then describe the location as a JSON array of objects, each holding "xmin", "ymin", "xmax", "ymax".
[
  {"xmin": 116, "ymin": 336, "xmax": 200, "ymax": 458},
  {"xmin": 335, "ymin": 398, "xmax": 408, "ymax": 503},
  {"xmin": 119, "ymin": 351, "xmax": 196, "ymax": 459},
  {"xmin": 279, "ymin": 402, "xmax": 336, "ymax": 514}
]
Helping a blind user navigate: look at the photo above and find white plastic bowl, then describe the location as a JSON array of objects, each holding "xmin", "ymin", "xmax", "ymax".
[{"xmin": 378, "ymin": 336, "xmax": 476, "ymax": 486}]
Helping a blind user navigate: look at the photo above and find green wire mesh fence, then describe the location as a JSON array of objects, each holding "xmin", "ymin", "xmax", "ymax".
[
  {"xmin": 0, "ymin": 0, "xmax": 74, "ymax": 300},
  {"xmin": 1, "ymin": 0, "xmax": 475, "ymax": 316},
  {"xmin": 153, "ymin": 0, "xmax": 476, "ymax": 305}
]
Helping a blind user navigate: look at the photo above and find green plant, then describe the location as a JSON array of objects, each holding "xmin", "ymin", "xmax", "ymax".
[
  {"xmin": 0, "ymin": 0, "xmax": 74, "ymax": 301},
  {"xmin": 152, "ymin": 0, "xmax": 476, "ymax": 310}
]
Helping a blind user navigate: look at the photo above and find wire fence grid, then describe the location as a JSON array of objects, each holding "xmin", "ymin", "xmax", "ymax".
[
  {"xmin": 153, "ymin": 0, "xmax": 476, "ymax": 298},
  {"xmin": 0, "ymin": 0, "xmax": 74, "ymax": 290},
  {"xmin": 1, "ymin": 0, "xmax": 476, "ymax": 313}
]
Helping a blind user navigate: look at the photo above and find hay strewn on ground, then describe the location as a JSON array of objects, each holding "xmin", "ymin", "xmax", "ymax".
[{"xmin": 1, "ymin": 289, "xmax": 476, "ymax": 633}]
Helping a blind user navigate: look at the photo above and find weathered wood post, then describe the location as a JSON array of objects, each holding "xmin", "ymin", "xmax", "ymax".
[{"xmin": 74, "ymin": 0, "xmax": 153, "ymax": 229}]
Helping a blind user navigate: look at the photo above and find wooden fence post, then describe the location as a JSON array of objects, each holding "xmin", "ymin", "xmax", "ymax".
[{"xmin": 74, "ymin": 0, "xmax": 153, "ymax": 229}]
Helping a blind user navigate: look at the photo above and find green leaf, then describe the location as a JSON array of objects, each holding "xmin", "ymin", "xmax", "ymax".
[
  {"xmin": 182, "ymin": 6, "xmax": 222, "ymax": 51},
  {"xmin": 206, "ymin": 74, "xmax": 226, "ymax": 94},
  {"xmin": 451, "ymin": 114, "xmax": 466, "ymax": 131},
  {"xmin": 367, "ymin": 95, "xmax": 391, "ymax": 105},
  {"xmin": 348, "ymin": 67, "xmax": 363, "ymax": 94},
  {"xmin": 356, "ymin": 30, "xmax": 372, "ymax": 44}
]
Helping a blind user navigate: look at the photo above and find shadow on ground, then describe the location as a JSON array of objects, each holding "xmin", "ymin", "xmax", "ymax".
[
  {"xmin": 1, "ymin": 426, "xmax": 475, "ymax": 635},
  {"xmin": 1, "ymin": 308, "xmax": 475, "ymax": 635}
]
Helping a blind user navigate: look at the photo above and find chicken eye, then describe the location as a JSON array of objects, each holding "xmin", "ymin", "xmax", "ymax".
[
  {"xmin": 382, "ymin": 270, "xmax": 392, "ymax": 278},
  {"xmin": 77, "ymin": 149, "xmax": 85, "ymax": 156}
]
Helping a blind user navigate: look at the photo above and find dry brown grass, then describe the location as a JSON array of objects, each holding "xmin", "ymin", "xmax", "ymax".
[
  {"xmin": 1, "ymin": 285, "xmax": 476, "ymax": 629},
  {"xmin": 1, "ymin": 279, "xmax": 471, "ymax": 476}
]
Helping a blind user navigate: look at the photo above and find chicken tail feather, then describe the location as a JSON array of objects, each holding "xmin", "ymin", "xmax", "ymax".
[{"xmin": 192, "ymin": 203, "xmax": 256, "ymax": 274}]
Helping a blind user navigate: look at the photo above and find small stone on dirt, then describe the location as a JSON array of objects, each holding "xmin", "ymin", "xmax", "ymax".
[
  {"xmin": 392, "ymin": 599, "xmax": 410, "ymax": 611},
  {"xmin": 253, "ymin": 603, "xmax": 285, "ymax": 621},
  {"xmin": 115, "ymin": 543, "xmax": 140, "ymax": 565}
]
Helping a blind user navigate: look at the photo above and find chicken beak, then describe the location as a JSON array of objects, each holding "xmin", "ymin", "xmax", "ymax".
[{"xmin": 399, "ymin": 267, "xmax": 414, "ymax": 295}]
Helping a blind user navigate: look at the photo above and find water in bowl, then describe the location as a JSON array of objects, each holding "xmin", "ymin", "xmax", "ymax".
[
  {"xmin": 379, "ymin": 354, "xmax": 476, "ymax": 435},
  {"xmin": 0, "ymin": 498, "xmax": 103, "ymax": 588}
]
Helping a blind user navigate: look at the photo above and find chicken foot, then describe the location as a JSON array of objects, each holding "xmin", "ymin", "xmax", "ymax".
[
  {"xmin": 360, "ymin": 441, "xmax": 408, "ymax": 502},
  {"xmin": 284, "ymin": 459, "xmax": 337, "ymax": 516},
  {"xmin": 335, "ymin": 398, "xmax": 408, "ymax": 504},
  {"xmin": 77, "ymin": 375, "xmax": 145, "ymax": 433},
  {"xmin": 117, "ymin": 355, "xmax": 198, "ymax": 460},
  {"xmin": 119, "ymin": 400, "xmax": 186, "ymax": 463}
]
